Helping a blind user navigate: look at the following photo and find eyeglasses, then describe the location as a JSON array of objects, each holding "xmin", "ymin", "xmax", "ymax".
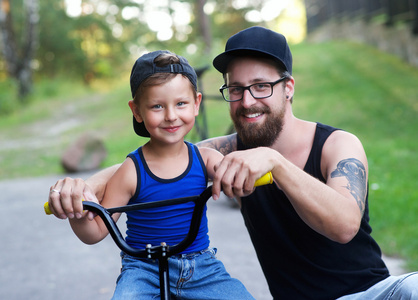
[{"xmin": 219, "ymin": 76, "xmax": 287, "ymax": 102}]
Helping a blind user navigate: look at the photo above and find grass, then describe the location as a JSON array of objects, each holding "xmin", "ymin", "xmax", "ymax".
[{"xmin": 0, "ymin": 40, "xmax": 417, "ymax": 270}]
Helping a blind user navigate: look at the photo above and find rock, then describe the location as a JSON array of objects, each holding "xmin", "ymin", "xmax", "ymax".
[{"xmin": 61, "ymin": 132, "xmax": 107, "ymax": 173}]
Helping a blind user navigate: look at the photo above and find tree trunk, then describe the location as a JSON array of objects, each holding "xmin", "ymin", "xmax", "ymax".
[
  {"xmin": 195, "ymin": 0, "xmax": 212, "ymax": 55},
  {"xmin": 0, "ymin": 0, "xmax": 18, "ymax": 75},
  {"xmin": 0, "ymin": 0, "xmax": 38, "ymax": 101}
]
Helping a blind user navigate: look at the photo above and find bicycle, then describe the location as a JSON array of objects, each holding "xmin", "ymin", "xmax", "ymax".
[{"xmin": 44, "ymin": 172, "xmax": 273, "ymax": 300}]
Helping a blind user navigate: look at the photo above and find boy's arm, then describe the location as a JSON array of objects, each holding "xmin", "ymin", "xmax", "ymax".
[
  {"xmin": 198, "ymin": 147, "xmax": 224, "ymax": 181},
  {"xmin": 198, "ymin": 147, "xmax": 225, "ymax": 201}
]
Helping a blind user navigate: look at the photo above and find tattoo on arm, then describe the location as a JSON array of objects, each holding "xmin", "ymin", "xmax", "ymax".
[
  {"xmin": 330, "ymin": 158, "xmax": 367, "ymax": 214},
  {"xmin": 196, "ymin": 134, "xmax": 237, "ymax": 155}
]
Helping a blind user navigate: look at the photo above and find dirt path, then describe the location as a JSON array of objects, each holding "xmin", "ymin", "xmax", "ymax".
[{"xmin": 0, "ymin": 94, "xmax": 103, "ymax": 152}]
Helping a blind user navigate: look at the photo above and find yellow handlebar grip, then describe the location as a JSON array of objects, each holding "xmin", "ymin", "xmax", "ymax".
[
  {"xmin": 254, "ymin": 172, "xmax": 273, "ymax": 187},
  {"xmin": 44, "ymin": 202, "xmax": 52, "ymax": 215},
  {"xmin": 44, "ymin": 200, "xmax": 85, "ymax": 215}
]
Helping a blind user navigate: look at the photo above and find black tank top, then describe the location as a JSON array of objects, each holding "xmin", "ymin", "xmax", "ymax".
[{"xmin": 239, "ymin": 123, "xmax": 389, "ymax": 300}]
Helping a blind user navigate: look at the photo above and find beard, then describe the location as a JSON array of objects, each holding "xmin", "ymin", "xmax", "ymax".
[{"xmin": 232, "ymin": 103, "xmax": 285, "ymax": 148}]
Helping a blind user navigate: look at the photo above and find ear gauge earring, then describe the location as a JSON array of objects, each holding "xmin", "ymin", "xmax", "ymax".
[{"xmin": 286, "ymin": 95, "xmax": 289, "ymax": 99}]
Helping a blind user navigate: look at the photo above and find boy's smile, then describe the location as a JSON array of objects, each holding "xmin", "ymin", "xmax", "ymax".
[{"xmin": 162, "ymin": 125, "xmax": 181, "ymax": 133}]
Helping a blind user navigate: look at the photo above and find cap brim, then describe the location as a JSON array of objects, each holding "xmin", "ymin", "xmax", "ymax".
[
  {"xmin": 133, "ymin": 117, "xmax": 150, "ymax": 137},
  {"xmin": 213, "ymin": 49, "xmax": 288, "ymax": 74}
]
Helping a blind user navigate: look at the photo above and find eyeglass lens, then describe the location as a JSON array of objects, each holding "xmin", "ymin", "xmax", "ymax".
[{"xmin": 223, "ymin": 83, "xmax": 273, "ymax": 101}]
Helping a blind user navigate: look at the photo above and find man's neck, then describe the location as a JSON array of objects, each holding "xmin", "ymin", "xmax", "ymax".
[{"xmin": 270, "ymin": 117, "xmax": 317, "ymax": 169}]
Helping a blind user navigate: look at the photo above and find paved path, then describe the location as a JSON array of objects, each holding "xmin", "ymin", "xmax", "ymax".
[{"xmin": 0, "ymin": 173, "xmax": 405, "ymax": 300}]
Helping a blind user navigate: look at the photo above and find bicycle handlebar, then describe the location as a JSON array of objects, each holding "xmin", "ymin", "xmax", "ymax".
[
  {"xmin": 44, "ymin": 172, "xmax": 273, "ymax": 259},
  {"xmin": 81, "ymin": 185, "xmax": 213, "ymax": 258}
]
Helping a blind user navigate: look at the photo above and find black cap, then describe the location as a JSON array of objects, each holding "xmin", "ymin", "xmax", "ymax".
[
  {"xmin": 129, "ymin": 50, "xmax": 197, "ymax": 137},
  {"xmin": 213, "ymin": 26, "xmax": 292, "ymax": 75}
]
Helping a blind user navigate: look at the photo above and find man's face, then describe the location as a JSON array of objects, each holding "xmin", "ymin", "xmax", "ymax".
[{"xmin": 225, "ymin": 56, "xmax": 288, "ymax": 148}]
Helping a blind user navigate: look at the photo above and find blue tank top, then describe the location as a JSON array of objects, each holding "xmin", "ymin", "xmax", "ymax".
[{"xmin": 125, "ymin": 142, "xmax": 210, "ymax": 253}]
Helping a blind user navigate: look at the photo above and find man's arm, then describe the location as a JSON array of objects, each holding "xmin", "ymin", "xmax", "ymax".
[
  {"xmin": 281, "ymin": 130, "xmax": 367, "ymax": 243},
  {"xmin": 212, "ymin": 131, "xmax": 367, "ymax": 244},
  {"xmin": 48, "ymin": 164, "xmax": 121, "ymax": 220},
  {"xmin": 196, "ymin": 133, "xmax": 237, "ymax": 155},
  {"xmin": 84, "ymin": 165, "xmax": 121, "ymax": 203}
]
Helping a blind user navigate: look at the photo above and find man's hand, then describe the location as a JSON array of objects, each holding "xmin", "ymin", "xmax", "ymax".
[
  {"xmin": 48, "ymin": 177, "xmax": 99, "ymax": 221},
  {"xmin": 212, "ymin": 147, "xmax": 276, "ymax": 199},
  {"xmin": 47, "ymin": 165, "xmax": 120, "ymax": 220}
]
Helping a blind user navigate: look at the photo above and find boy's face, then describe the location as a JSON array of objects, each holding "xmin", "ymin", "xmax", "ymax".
[{"xmin": 130, "ymin": 74, "xmax": 201, "ymax": 144}]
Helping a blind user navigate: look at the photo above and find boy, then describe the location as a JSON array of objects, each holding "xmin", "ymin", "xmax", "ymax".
[{"xmin": 49, "ymin": 50, "xmax": 254, "ymax": 299}]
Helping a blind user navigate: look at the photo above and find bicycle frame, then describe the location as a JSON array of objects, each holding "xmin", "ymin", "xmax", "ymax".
[{"xmin": 45, "ymin": 172, "xmax": 272, "ymax": 299}]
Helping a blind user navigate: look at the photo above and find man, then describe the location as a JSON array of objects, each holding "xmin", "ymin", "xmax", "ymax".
[{"xmin": 49, "ymin": 27, "xmax": 417, "ymax": 299}]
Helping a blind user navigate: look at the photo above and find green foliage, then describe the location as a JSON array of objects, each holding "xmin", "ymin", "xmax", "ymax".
[{"xmin": 37, "ymin": 0, "xmax": 129, "ymax": 81}]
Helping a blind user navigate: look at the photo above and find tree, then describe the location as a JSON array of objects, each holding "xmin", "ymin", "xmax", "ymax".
[
  {"xmin": 0, "ymin": 0, "xmax": 38, "ymax": 100},
  {"xmin": 195, "ymin": 0, "xmax": 212, "ymax": 55}
]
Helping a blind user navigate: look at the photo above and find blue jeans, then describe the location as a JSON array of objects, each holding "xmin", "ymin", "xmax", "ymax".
[
  {"xmin": 111, "ymin": 248, "xmax": 254, "ymax": 300},
  {"xmin": 337, "ymin": 272, "xmax": 418, "ymax": 300}
]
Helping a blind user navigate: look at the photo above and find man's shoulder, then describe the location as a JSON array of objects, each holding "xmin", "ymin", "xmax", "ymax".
[
  {"xmin": 322, "ymin": 127, "xmax": 366, "ymax": 166},
  {"xmin": 314, "ymin": 122, "xmax": 362, "ymax": 144},
  {"xmin": 316, "ymin": 122, "xmax": 340, "ymax": 134},
  {"xmin": 329, "ymin": 130, "xmax": 363, "ymax": 151}
]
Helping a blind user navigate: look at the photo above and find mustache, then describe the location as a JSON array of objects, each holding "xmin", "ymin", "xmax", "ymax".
[{"xmin": 235, "ymin": 106, "xmax": 271, "ymax": 117}]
